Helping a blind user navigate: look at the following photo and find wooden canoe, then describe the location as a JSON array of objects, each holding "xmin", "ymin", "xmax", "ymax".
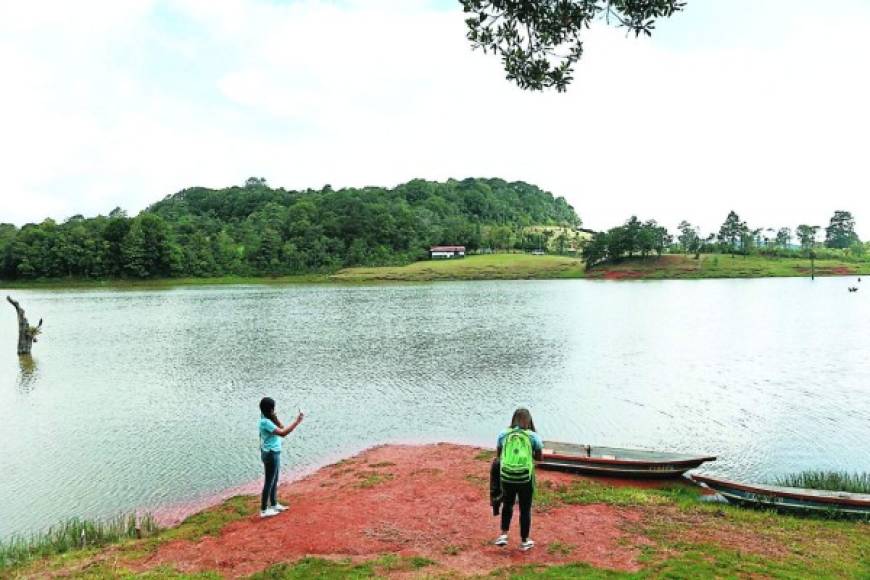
[
  {"xmin": 538, "ymin": 441, "xmax": 716, "ymax": 478},
  {"xmin": 691, "ymin": 474, "xmax": 870, "ymax": 517}
]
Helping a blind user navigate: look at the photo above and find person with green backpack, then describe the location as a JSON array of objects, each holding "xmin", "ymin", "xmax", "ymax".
[{"xmin": 493, "ymin": 407, "xmax": 543, "ymax": 551}]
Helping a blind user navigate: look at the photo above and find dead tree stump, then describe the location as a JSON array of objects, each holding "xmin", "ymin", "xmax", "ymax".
[{"xmin": 6, "ymin": 296, "xmax": 42, "ymax": 355}]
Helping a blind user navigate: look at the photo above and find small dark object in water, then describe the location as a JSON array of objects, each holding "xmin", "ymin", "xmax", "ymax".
[{"xmin": 848, "ymin": 287, "xmax": 859, "ymax": 292}]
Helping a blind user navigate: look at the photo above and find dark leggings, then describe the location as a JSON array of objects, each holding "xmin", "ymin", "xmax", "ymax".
[
  {"xmin": 500, "ymin": 480, "xmax": 533, "ymax": 540},
  {"xmin": 261, "ymin": 450, "xmax": 280, "ymax": 511}
]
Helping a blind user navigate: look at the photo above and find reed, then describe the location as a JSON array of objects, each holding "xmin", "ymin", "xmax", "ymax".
[
  {"xmin": 0, "ymin": 513, "xmax": 158, "ymax": 570},
  {"xmin": 774, "ymin": 471, "xmax": 870, "ymax": 494}
]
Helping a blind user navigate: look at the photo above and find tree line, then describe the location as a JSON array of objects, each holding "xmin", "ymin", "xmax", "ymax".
[
  {"xmin": 582, "ymin": 217, "xmax": 672, "ymax": 269},
  {"xmin": 585, "ymin": 210, "xmax": 864, "ymax": 268},
  {"xmin": 0, "ymin": 178, "xmax": 579, "ymax": 280}
]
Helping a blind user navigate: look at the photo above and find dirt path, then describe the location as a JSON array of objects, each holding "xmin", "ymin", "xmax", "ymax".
[{"xmin": 134, "ymin": 444, "xmax": 649, "ymax": 577}]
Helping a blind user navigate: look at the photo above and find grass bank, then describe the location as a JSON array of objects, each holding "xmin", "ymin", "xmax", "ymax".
[
  {"xmin": 5, "ymin": 444, "xmax": 868, "ymax": 579},
  {"xmin": 330, "ymin": 254, "xmax": 584, "ymax": 282},
  {"xmin": 3, "ymin": 253, "xmax": 870, "ymax": 289},
  {"xmin": 332, "ymin": 252, "xmax": 870, "ymax": 282},
  {"xmin": 0, "ymin": 274, "xmax": 331, "ymax": 290},
  {"xmin": 585, "ymin": 253, "xmax": 870, "ymax": 280}
]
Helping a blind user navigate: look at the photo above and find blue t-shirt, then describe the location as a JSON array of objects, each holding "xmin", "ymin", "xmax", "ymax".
[
  {"xmin": 497, "ymin": 428, "xmax": 543, "ymax": 452},
  {"xmin": 259, "ymin": 416, "xmax": 281, "ymax": 452}
]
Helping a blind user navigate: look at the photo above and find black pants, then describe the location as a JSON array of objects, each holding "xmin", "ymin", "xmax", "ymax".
[
  {"xmin": 261, "ymin": 450, "xmax": 280, "ymax": 511},
  {"xmin": 500, "ymin": 480, "xmax": 533, "ymax": 540}
]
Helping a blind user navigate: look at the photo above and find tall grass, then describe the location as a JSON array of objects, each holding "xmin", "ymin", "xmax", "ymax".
[
  {"xmin": 0, "ymin": 513, "xmax": 158, "ymax": 570},
  {"xmin": 774, "ymin": 471, "xmax": 870, "ymax": 494}
]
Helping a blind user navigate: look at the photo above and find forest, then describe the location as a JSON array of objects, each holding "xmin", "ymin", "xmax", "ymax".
[{"xmin": 0, "ymin": 178, "xmax": 579, "ymax": 279}]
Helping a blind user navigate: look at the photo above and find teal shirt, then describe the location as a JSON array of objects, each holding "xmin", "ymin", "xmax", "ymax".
[{"xmin": 259, "ymin": 416, "xmax": 281, "ymax": 452}]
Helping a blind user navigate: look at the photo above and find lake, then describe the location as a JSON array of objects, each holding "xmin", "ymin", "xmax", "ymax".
[{"xmin": 1, "ymin": 278, "xmax": 868, "ymax": 539}]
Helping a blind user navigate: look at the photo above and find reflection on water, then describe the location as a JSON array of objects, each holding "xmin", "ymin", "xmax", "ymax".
[
  {"xmin": 16, "ymin": 355, "xmax": 38, "ymax": 393},
  {"xmin": 0, "ymin": 278, "xmax": 869, "ymax": 539}
]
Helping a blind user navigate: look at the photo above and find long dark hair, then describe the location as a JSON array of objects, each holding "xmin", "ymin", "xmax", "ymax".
[
  {"xmin": 259, "ymin": 397, "xmax": 279, "ymax": 425},
  {"xmin": 509, "ymin": 407, "xmax": 536, "ymax": 432}
]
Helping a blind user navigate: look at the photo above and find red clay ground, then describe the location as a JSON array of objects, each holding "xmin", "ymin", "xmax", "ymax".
[
  {"xmin": 796, "ymin": 266, "xmax": 855, "ymax": 275},
  {"xmin": 134, "ymin": 444, "xmax": 652, "ymax": 578}
]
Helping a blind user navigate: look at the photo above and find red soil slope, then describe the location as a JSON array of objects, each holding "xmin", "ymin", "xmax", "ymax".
[{"xmin": 137, "ymin": 444, "xmax": 650, "ymax": 577}]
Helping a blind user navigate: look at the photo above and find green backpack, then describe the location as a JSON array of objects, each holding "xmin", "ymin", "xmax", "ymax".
[{"xmin": 500, "ymin": 428, "xmax": 534, "ymax": 484}]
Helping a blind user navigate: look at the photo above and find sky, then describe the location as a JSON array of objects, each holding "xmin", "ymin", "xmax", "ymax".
[{"xmin": 2, "ymin": 0, "xmax": 869, "ymax": 238}]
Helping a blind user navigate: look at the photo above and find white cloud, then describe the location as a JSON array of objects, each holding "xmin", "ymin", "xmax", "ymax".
[{"xmin": 1, "ymin": 0, "xmax": 868, "ymax": 239}]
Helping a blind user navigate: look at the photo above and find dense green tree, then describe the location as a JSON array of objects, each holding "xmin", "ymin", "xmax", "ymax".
[
  {"xmin": 121, "ymin": 214, "xmax": 180, "ymax": 278},
  {"xmin": 622, "ymin": 216, "xmax": 642, "ymax": 257},
  {"xmin": 582, "ymin": 231, "xmax": 609, "ymax": 269},
  {"xmin": 184, "ymin": 231, "xmax": 218, "ymax": 277},
  {"xmin": 641, "ymin": 220, "xmax": 671, "ymax": 257},
  {"xmin": 487, "ymin": 225, "xmax": 515, "ymax": 250},
  {"xmin": 824, "ymin": 210, "xmax": 859, "ymax": 249},
  {"xmin": 102, "ymin": 216, "xmax": 131, "ymax": 277},
  {"xmin": 461, "ymin": 0, "xmax": 686, "ymax": 91},
  {"xmin": 583, "ymin": 216, "xmax": 670, "ymax": 267},
  {"xmin": 0, "ymin": 223, "xmax": 23, "ymax": 278}
]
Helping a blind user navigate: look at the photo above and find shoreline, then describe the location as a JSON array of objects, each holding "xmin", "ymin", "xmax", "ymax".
[
  {"xmin": 2, "ymin": 253, "xmax": 869, "ymax": 288},
  {"xmin": 1, "ymin": 269, "xmax": 867, "ymax": 290},
  {"xmin": 8, "ymin": 442, "xmax": 868, "ymax": 578}
]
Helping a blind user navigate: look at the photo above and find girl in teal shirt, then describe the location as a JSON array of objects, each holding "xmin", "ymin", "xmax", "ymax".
[{"xmin": 258, "ymin": 397, "xmax": 304, "ymax": 518}]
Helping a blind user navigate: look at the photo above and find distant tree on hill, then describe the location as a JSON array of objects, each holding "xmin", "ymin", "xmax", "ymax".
[
  {"xmin": 775, "ymin": 227, "xmax": 792, "ymax": 249},
  {"xmin": 677, "ymin": 220, "xmax": 700, "ymax": 254},
  {"xmin": 245, "ymin": 177, "xmax": 268, "ymax": 189},
  {"xmin": 825, "ymin": 210, "xmax": 859, "ymax": 249},
  {"xmin": 740, "ymin": 227, "xmax": 762, "ymax": 257},
  {"xmin": 582, "ymin": 216, "xmax": 670, "ymax": 268},
  {"xmin": 718, "ymin": 211, "xmax": 747, "ymax": 256},
  {"xmin": 796, "ymin": 224, "xmax": 820, "ymax": 251},
  {"xmin": 460, "ymin": 0, "xmax": 686, "ymax": 91}
]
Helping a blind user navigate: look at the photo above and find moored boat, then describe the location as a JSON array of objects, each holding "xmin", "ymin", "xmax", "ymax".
[
  {"xmin": 538, "ymin": 441, "xmax": 716, "ymax": 478},
  {"xmin": 691, "ymin": 474, "xmax": 870, "ymax": 517}
]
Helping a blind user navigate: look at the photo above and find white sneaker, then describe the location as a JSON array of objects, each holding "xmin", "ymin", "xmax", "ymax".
[
  {"xmin": 259, "ymin": 508, "xmax": 279, "ymax": 518},
  {"xmin": 520, "ymin": 539, "xmax": 535, "ymax": 551},
  {"xmin": 494, "ymin": 534, "xmax": 508, "ymax": 547},
  {"xmin": 271, "ymin": 503, "xmax": 288, "ymax": 512}
]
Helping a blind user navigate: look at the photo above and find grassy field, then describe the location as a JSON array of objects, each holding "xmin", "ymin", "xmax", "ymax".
[
  {"xmin": 329, "ymin": 253, "xmax": 585, "ymax": 282},
  {"xmin": 584, "ymin": 253, "xmax": 870, "ymax": 280},
  {"xmin": 333, "ymin": 252, "xmax": 870, "ymax": 282}
]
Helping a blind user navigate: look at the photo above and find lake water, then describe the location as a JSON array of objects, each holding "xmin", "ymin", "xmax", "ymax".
[{"xmin": 1, "ymin": 278, "xmax": 868, "ymax": 539}]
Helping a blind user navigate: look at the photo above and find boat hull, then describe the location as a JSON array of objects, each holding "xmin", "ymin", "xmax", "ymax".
[
  {"xmin": 537, "ymin": 441, "xmax": 716, "ymax": 479},
  {"xmin": 691, "ymin": 475, "xmax": 870, "ymax": 517}
]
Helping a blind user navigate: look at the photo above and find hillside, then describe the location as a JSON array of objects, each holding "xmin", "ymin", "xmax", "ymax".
[{"xmin": 0, "ymin": 178, "xmax": 579, "ymax": 281}]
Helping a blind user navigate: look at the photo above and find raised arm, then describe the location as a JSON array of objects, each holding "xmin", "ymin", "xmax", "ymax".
[{"xmin": 274, "ymin": 412, "xmax": 303, "ymax": 437}]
